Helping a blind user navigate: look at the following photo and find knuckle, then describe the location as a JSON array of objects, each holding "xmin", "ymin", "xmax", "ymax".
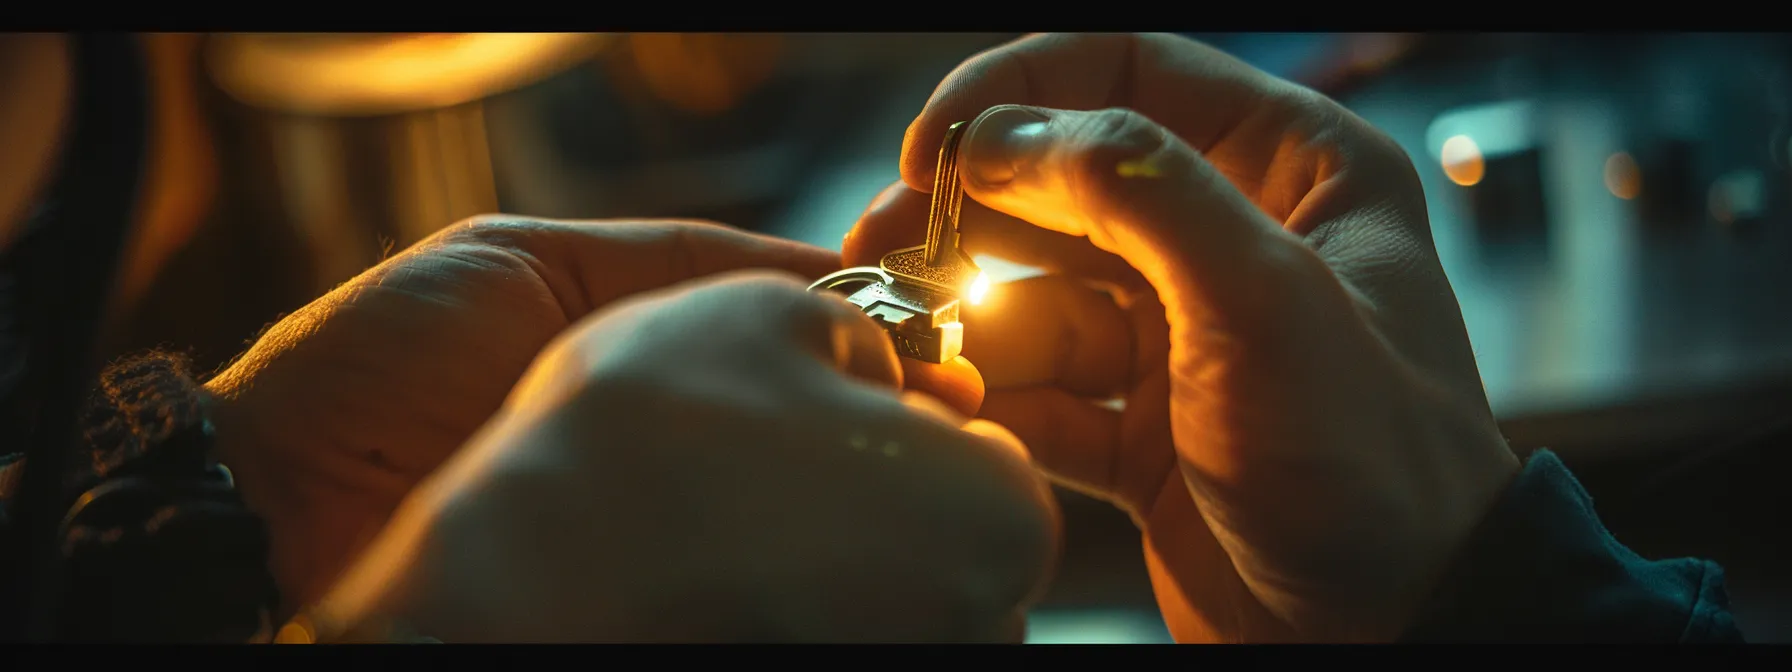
[
  {"xmin": 1066, "ymin": 107, "xmax": 1167, "ymax": 175},
  {"xmin": 1085, "ymin": 107, "xmax": 1162, "ymax": 149},
  {"xmin": 1282, "ymin": 89, "xmax": 1424, "ymax": 192},
  {"xmin": 1056, "ymin": 108, "xmax": 1171, "ymax": 221},
  {"xmin": 643, "ymin": 219, "xmax": 754, "ymax": 281},
  {"xmin": 442, "ymin": 214, "xmax": 557, "ymax": 249},
  {"xmin": 367, "ymin": 216, "xmax": 547, "ymax": 286},
  {"xmin": 432, "ymin": 215, "xmax": 572, "ymax": 274}
]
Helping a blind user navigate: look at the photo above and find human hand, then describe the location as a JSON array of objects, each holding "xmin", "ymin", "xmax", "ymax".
[
  {"xmin": 314, "ymin": 271, "xmax": 1060, "ymax": 642},
  {"xmin": 204, "ymin": 217, "xmax": 986, "ymax": 609},
  {"xmin": 845, "ymin": 33, "xmax": 1521, "ymax": 642}
]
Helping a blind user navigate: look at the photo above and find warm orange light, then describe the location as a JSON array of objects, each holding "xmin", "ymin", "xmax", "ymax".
[
  {"xmin": 1604, "ymin": 152, "xmax": 1642, "ymax": 200},
  {"xmin": 1440, "ymin": 135, "xmax": 1485, "ymax": 186},
  {"xmin": 122, "ymin": 33, "xmax": 218, "ymax": 312},
  {"xmin": 967, "ymin": 272, "xmax": 991, "ymax": 306},
  {"xmin": 208, "ymin": 33, "xmax": 614, "ymax": 116},
  {"xmin": 626, "ymin": 33, "xmax": 784, "ymax": 115}
]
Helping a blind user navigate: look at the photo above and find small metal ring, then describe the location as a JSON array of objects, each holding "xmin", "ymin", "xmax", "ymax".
[{"xmin": 806, "ymin": 267, "xmax": 893, "ymax": 295}]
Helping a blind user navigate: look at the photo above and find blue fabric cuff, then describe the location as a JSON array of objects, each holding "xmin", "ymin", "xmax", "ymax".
[{"xmin": 1400, "ymin": 450, "xmax": 1743, "ymax": 642}]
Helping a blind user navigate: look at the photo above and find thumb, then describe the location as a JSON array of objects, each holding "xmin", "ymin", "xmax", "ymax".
[{"xmin": 957, "ymin": 105, "xmax": 1337, "ymax": 333}]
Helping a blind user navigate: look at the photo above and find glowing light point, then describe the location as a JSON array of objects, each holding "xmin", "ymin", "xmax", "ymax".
[
  {"xmin": 1440, "ymin": 135, "xmax": 1485, "ymax": 186},
  {"xmin": 967, "ymin": 272, "xmax": 991, "ymax": 306}
]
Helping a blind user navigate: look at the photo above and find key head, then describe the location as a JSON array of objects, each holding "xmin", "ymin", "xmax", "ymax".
[
  {"xmin": 842, "ymin": 281, "xmax": 964, "ymax": 364},
  {"xmin": 806, "ymin": 265, "xmax": 968, "ymax": 364},
  {"xmin": 841, "ymin": 278, "xmax": 960, "ymax": 331},
  {"xmin": 879, "ymin": 245, "xmax": 981, "ymax": 296}
]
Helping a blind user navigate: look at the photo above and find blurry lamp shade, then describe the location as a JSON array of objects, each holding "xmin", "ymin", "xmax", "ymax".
[{"xmin": 205, "ymin": 33, "xmax": 614, "ymax": 116}]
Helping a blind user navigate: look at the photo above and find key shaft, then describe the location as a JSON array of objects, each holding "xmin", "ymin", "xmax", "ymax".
[{"xmin": 923, "ymin": 121, "xmax": 970, "ymax": 268}]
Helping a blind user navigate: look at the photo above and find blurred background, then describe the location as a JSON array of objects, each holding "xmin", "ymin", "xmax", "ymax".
[{"xmin": 111, "ymin": 32, "xmax": 1792, "ymax": 642}]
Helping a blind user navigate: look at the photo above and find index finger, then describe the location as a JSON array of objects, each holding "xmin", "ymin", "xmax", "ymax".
[
  {"xmin": 440, "ymin": 216, "xmax": 845, "ymax": 319},
  {"xmin": 902, "ymin": 33, "xmax": 1302, "ymax": 201}
]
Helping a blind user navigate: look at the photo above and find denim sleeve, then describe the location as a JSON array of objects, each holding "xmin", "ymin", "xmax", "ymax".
[{"xmin": 1400, "ymin": 450, "xmax": 1744, "ymax": 643}]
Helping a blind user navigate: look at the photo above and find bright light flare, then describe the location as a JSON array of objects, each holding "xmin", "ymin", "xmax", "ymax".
[{"xmin": 967, "ymin": 273, "xmax": 991, "ymax": 306}]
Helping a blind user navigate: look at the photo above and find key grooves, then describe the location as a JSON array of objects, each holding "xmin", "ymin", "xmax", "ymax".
[{"xmin": 924, "ymin": 121, "xmax": 969, "ymax": 267}]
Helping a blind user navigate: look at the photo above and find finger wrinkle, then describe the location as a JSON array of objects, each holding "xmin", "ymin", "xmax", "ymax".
[
  {"xmin": 453, "ymin": 220, "xmax": 594, "ymax": 322},
  {"xmin": 1264, "ymin": 129, "xmax": 1325, "ymax": 223},
  {"xmin": 1264, "ymin": 101, "xmax": 1359, "ymax": 228}
]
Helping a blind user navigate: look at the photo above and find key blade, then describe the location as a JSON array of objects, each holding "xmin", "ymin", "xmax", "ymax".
[{"xmin": 924, "ymin": 121, "xmax": 970, "ymax": 267}]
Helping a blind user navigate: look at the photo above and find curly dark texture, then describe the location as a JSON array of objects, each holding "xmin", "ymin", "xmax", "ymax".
[
  {"xmin": 52, "ymin": 351, "xmax": 279, "ymax": 642},
  {"xmin": 74, "ymin": 351, "xmax": 209, "ymax": 487}
]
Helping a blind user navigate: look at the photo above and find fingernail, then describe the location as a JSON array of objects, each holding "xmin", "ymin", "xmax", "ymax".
[{"xmin": 963, "ymin": 106, "xmax": 1052, "ymax": 188}]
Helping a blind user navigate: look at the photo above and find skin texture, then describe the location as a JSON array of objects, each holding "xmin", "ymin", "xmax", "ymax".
[
  {"xmin": 316, "ymin": 272, "xmax": 1060, "ymax": 642},
  {"xmin": 202, "ymin": 216, "xmax": 994, "ymax": 615},
  {"xmin": 845, "ymin": 33, "xmax": 1521, "ymax": 642}
]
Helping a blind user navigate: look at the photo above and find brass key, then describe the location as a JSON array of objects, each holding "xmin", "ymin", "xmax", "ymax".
[{"xmin": 809, "ymin": 121, "xmax": 986, "ymax": 364}]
